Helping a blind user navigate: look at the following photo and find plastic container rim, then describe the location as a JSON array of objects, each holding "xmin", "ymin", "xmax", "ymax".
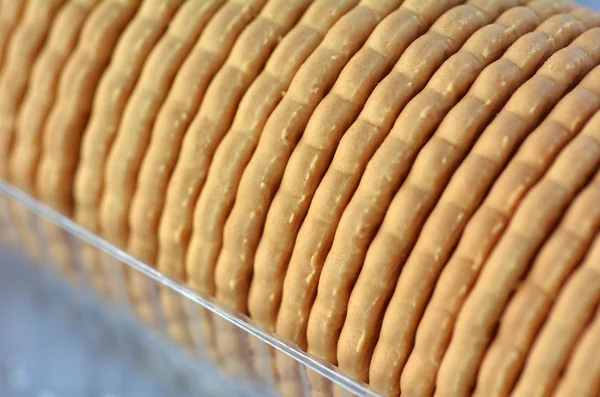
[{"xmin": 0, "ymin": 179, "xmax": 380, "ymax": 397}]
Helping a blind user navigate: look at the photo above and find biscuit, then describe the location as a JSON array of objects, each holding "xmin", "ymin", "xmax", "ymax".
[
  {"xmin": 186, "ymin": 0, "xmax": 358, "ymax": 305},
  {"xmin": 4, "ymin": 1, "xmax": 600, "ymax": 395},
  {"xmin": 553, "ymin": 306, "xmax": 600, "ymax": 397},
  {"xmin": 403, "ymin": 64, "xmax": 600, "ymax": 397},
  {"xmin": 132, "ymin": 0, "xmax": 312, "ymax": 271},
  {"xmin": 511, "ymin": 227, "xmax": 600, "ymax": 396},
  {"xmin": 477, "ymin": 176, "xmax": 600, "ymax": 395},
  {"xmin": 9, "ymin": 0, "xmax": 98, "ymax": 194},
  {"xmin": 122, "ymin": 0, "xmax": 242, "ymax": 267},
  {"xmin": 95, "ymin": 0, "xmax": 262, "ymax": 270},
  {"xmin": 474, "ymin": 71, "xmax": 600, "ymax": 396},
  {"xmin": 273, "ymin": 1, "xmax": 548, "ymax": 353},
  {"xmin": 0, "ymin": 0, "xmax": 64, "ymax": 179},
  {"xmin": 436, "ymin": 55, "xmax": 600, "ymax": 395},
  {"xmin": 3, "ymin": 0, "xmax": 97, "ymax": 271},
  {"xmin": 96, "ymin": 0, "xmax": 240, "ymax": 333},
  {"xmin": 146, "ymin": 0, "xmax": 310, "ymax": 356},
  {"xmin": 306, "ymin": 3, "xmax": 571, "ymax": 371},
  {"xmin": 72, "ymin": 0, "xmax": 191, "ymax": 303},
  {"xmin": 254, "ymin": 2, "xmax": 583, "ymax": 343},
  {"xmin": 0, "ymin": 0, "xmax": 66, "ymax": 263},
  {"xmin": 215, "ymin": 0, "xmax": 406, "ymax": 314},
  {"xmin": 373, "ymin": 15, "xmax": 594, "ymax": 397},
  {"xmin": 100, "ymin": 0, "xmax": 252, "ymax": 248},
  {"xmin": 122, "ymin": 1, "xmax": 263, "ymax": 290},
  {"xmin": 32, "ymin": 0, "xmax": 141, "ymax": 287},
  {"xmin": 7, "ymin": 0, "xmax": 101, "ymax": 285},
  {"xmin": 250, "ymin": 0, "xmax": 475, "ymax": 333},
  {"xmin": 372, "ymin": 14, "xmax": 597, "ymax": 397},
  {"xmin": 255, "ymin": 0, "xmax": 475, "ymax": 390},
  {"xmin": 340, "ymin": 6, "xmax": 590, "ymax": 386},
  {"xmin": 141, "ymin": 0, "xmax": 305, "ymax": 346},
  {"xmin": 400, "ymin": 27, "xmax": 600, "ymax": 397},
  {"xmin": 0, "ymin": 0, "xmax": 25, "ymax": 244},
  {"xmin": 74, "ymin": 0, "xmax": 194, "ymax": 235},
  {"xmin": 193, "ymin": 0, "xmax": 316, "ymax": 377},
  {"xmin": 338, "ymin": 6, "xmax": 576, "ymax": 380},
  {"xmin": 139, "ymin": 0, "xmax": 305, "ymax": 279},
  {"xmin": 182, "ymin": 0, "xmax": 359, "ymax": 384},
  {"xmin": 0, "ymin": 0, "xmax": 25, "ymax": 75},
  {"xmin": 36, "ymin": 0, "xmax": 141, "ymax": 215}
]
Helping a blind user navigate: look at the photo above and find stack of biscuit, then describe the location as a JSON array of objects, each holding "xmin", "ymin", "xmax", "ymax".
[{"xmin": 1, "ymin": 0, "xmax": 599, "ymax": 395}]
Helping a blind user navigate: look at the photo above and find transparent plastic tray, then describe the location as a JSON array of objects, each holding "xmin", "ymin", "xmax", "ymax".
[{"xmin": 0, "ymin": 179, "xmax": 379, "ymax": 397}]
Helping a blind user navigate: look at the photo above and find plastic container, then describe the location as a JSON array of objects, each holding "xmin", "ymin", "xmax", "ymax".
[{"xmin": 0, "ymin": 179, "xmax": 379, "ymax": 397}]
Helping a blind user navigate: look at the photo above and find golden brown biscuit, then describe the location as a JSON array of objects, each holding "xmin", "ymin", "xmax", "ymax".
[
  {"xmin": 134, "ymin": 0, "xmax": 307, "ymax": 347},
  {"xmin": 198, "ymin": 0, "xmax": 318, "ymax": 376},
  {"xmin": 4, "ymin": 1, "xmax": 600, "ymax": 395},
  {"xmin": 0, "ymin": 0, "xmax": 64, "ymax": 179},
  {"xmin": 124, "ymin": 0, "xmax": 247, "ymax": 268},
  {"xmin": 0, "ymin": 0, "xmax": 26, "ymax": 75},
  {"xmin": 258, "ymin": 1, "xmax": 477, "ymax": 391},
  {"xmin": 0, "ymin": 0, "xmax": 25, "ymax": 245},
  {"xmin": 100, "ymin": 0, "xmax": 255, "ymax": 248},
  {"xmin": 474, "ymin": 72, "xmax": 600, "ymax": 396},
  {"xmin": 373, "ymin": 18, "xmax": 598, "ymax": 397},
  {"xmin": 132, "ymin": 0, "xmax": 312, "ymax": 272},
  {"xmin": 36, "ymin": 0, "xmax": 141, "ymax": 215},
  {"xmin": 404, "ymin": 63, "xmax": 600, "ymax": 397},
  {"xmin": 182, "ymin": 0, "xmax": 359, "ymax": 384},
  {"xmin": 274, "ymin": 0, "xmax": 565, "ymax": 355},
  {"xmin": 0, "ymin": 0, "xmax": 66, "ymax": 263},
  {"xmin": 187, "ymin": 0, "xmax": 358, "ymax": 304},
  {"xmin": 95, "ymin": 0, "xmax": 243, "ymax": 336},
  {"xmin": 99, "ymin": 1, "xmax": 227, "ymax": 322},
  {"xmin": 213, "ymin": 0, "xmax": 405, "ymax": 313},
  {"xmin": 72, "ymin": 0, "xmax": 194, "ymax": 303},
  {"xmin": 307, "ymin": 3, "xmax": 578, "ymax": 373},
  {"xmin": 33, "ymin": 0, "xmax": 141, "ymax": 287},
  {"xmin": 511, "ymin": 224, "xmax": 600, "ymax": 396},
  {"xmin": 553, "ymin": 306, "xmax": 600, "ymax": 397},
  {"xmin": 477, "ymin": 178, "xmax": 600, "ymax": 395},
  {"xmin": 154, "ymin": 0, "xmax": 311, "ymax": 359},
  {"xmin": 340, "ymin": 4, "xmax": 592, "ymax": 387},
  {"xmin": 250, "ymin": 0, "xmax": 481, "ymax": 333},
  {"xmin": 108, "ymin": 0, "xmax": 265, "ymax": 272},
  {"xmin": 140, "ymin": 0, "xmax": 307, "ymax": 277},
  {"xmin": 350, "ymin": 7, "xmax": 588, "ymax": 388},
  {"xmin": 436, "ymin": 50, "xmax": 600, "ymax": 395},
  {"xmin": 9, "ymin": 0, "xmax": 99, "ymax": 193},
  {"xmin": 372, "ymin": 14, "xmax": 597, "ymax": 397},
  {"xmin": 3, "ymin": 0, "xmax": 97, "ymax": 271},
  {"xmin": 9, "ymin": 0, "xmax": 101, "ymax": 286},
  {"xmin": 74, "ymin": 0, "xmax": 195, "ymax": 235}
]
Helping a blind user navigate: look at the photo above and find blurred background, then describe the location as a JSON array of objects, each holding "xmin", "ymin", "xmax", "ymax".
[{"xmin": 0, "ymin": 246, "xmax": 258, "ymax": 397}]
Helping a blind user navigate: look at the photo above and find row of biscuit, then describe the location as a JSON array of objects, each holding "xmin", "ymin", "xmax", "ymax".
[{"xmin": 1, "ymin": 0, "xmax": 599, "ymax": 396}]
